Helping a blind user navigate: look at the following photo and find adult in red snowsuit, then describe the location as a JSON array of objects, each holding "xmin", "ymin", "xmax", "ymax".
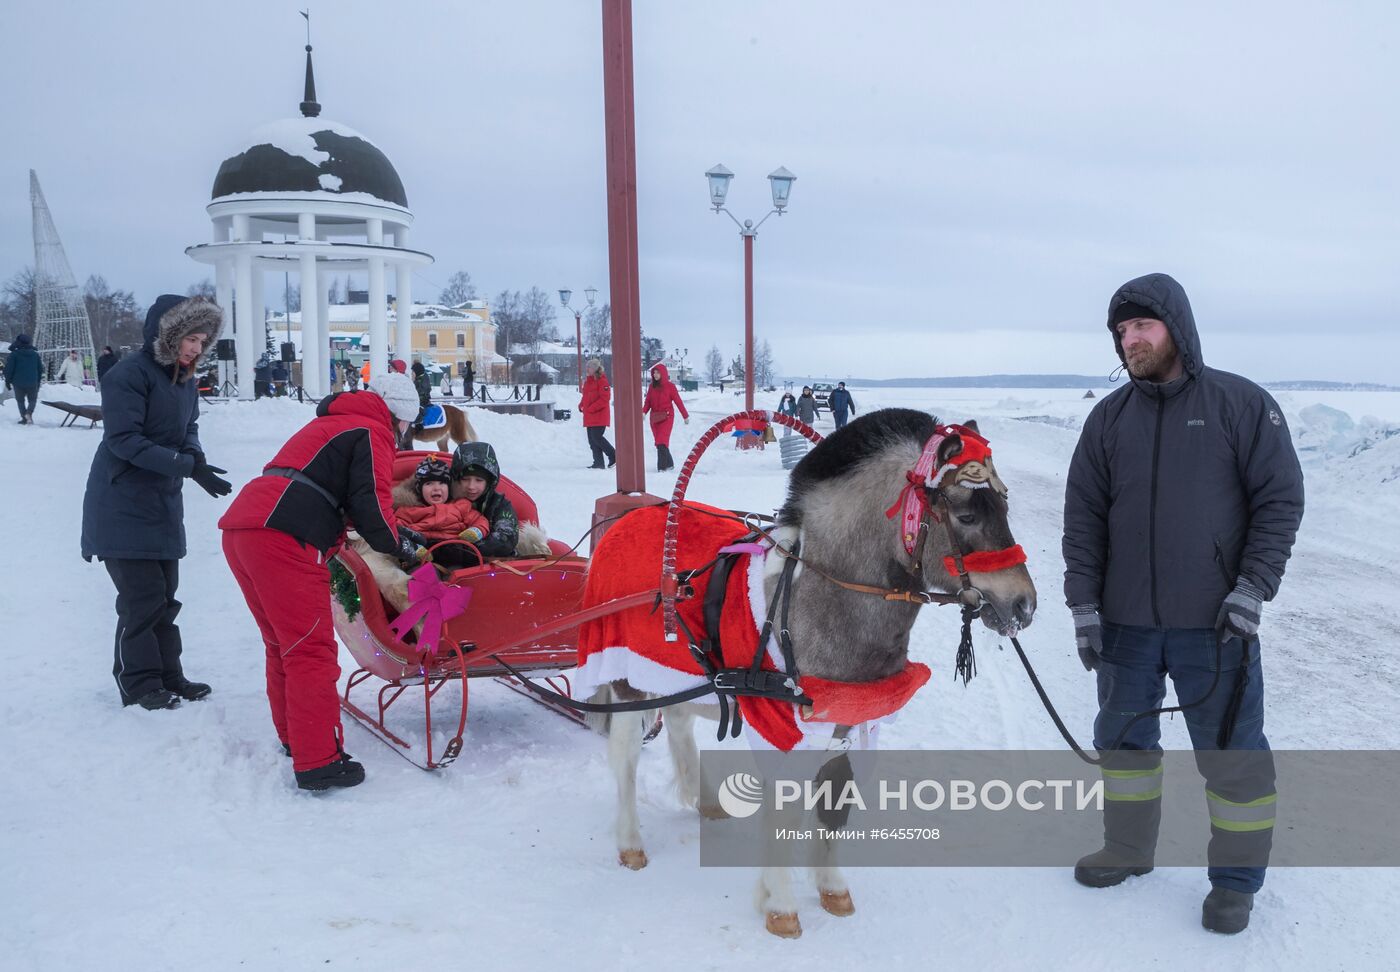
[
  {"xmin": 218, "ymin": 375, "xmax": 421, "ymax": 790},
  {"xmin": 642, "ymin": 363, "xmax": 689, "ymax": 471},
  {"xmin": 579, "ymin": 358, "xmax": 616, "ymax": 469}
]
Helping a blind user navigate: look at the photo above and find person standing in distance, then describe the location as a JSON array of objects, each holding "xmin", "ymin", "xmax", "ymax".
[
  {"xmin": 1062, "ymin": 273, "xmax": 1304, "ymax": 934},
  {"xmin": 81, "ymin": 295, "xmax": 232, "ymax": 710},
  {"xmin": 580, "ymin": 358, "xmax": 616, "ymax": 469}
]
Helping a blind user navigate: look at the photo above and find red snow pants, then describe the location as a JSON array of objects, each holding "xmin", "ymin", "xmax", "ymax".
[{"xmin": 222, "ymin": 528, "xmax": 343, "ymax": 773}]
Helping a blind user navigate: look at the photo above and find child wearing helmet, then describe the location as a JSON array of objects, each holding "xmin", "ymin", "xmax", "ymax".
[{"xmin": 449, "ymin": 441, "xmax": 520, "ymax": 560}]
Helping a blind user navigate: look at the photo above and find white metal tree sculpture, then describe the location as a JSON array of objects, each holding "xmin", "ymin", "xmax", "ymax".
[{"xmin": 31, "ymin": 170, "xmax": 96, "ymax": 380}]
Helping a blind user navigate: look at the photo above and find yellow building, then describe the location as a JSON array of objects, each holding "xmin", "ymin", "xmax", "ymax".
[{"xmin": 270, "ymin": 298, "xmax": 506, "ymax": 378}]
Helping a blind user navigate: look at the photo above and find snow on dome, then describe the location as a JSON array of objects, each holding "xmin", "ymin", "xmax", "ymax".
[{"xmin": 211, "ymin": 115, "xmax": 407, "ymax": 207}]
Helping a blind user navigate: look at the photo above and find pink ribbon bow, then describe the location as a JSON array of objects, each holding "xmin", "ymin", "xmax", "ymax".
[
  {"xmin": 387, "ymin": 564, "xmax": 472, "ymax": 657},
  {"xmin": 885, "ymin": 431, "xmax": 947, "ymax": 555}
]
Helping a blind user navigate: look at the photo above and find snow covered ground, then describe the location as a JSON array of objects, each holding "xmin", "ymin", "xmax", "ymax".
[{"xmin": 3, "ymin": 383, "xmax": 1398, "ymax": 970}]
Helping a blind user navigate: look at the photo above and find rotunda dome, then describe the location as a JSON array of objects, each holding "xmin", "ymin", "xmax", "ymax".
[{"xmin": 211, "ymin": 116, "xmax": 407, "ymax": 207}]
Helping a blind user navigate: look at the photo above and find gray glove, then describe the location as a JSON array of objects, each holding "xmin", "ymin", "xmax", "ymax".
[
  {"xmin": 1071, "ymin": 605, "xmax": 1103, "ymax": 672},
  {"xmin": 1215, "ymin": 581, "xmax": 1264, "ymax": 643}
]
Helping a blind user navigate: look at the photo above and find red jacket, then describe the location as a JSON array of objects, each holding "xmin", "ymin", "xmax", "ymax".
[
  {"xmin": 579, "ymin": 373, "xmax": 612, "ymax": 428},
  {"xmin": 643, "ymin": 364, "xmax": 688, "ymax": 446},
  {"xmin": 395, "ymin": 500, "xmax": 489, "ymax": 540},
  {"xmin": 219, "ymin": 391, "xmax": 401, "ymax": 556}
]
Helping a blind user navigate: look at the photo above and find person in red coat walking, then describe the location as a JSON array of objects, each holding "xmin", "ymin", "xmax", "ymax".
[
  {"xmin": 579, "ymin": 358, "xmax": 616, "ymax": 469},
  {"xmin": 218, "ymin": 372, "xmax": 424, "ymax": 791},
  {"xmin": 642, "ymin": 363, "xmax": 689, "ymax": 471}
]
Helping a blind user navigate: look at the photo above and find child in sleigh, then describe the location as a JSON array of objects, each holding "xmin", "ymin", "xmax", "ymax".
[{"xmin": 351, "ymin": 445, "xmax": 551, "ymax": 612}]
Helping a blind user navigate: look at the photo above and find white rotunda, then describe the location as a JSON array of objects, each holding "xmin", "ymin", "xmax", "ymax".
[{"xmin": 186, "ymin": 44, "xmax": 432, "ymax": 399}]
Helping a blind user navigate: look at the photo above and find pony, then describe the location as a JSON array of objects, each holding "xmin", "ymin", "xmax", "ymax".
[
  {"xmin": 579, "ymin": 408, "xmax": 1038, "ymax": 937},
  {"xmin": 398, "ymin": 402, "xmax": 478, "ymax": 452}
]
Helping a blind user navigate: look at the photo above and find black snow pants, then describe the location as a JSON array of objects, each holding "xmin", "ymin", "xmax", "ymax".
[{"xmin": 104, "ymin": 558, "xmax": 186, "ymax": 705}]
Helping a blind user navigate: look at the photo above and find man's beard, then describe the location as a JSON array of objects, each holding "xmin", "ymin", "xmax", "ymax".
[{"xmin": 1125, "ymin": 341, "xmax": 1179, "ymax": 382}]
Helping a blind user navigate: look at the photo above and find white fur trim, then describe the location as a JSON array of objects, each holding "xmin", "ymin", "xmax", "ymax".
[{"xmin": 572, "ymin": 644, "xmax": 709, "ymax": 698}]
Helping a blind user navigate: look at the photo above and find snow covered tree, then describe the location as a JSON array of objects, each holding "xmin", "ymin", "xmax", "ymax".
[
  {"xmin": 439, "ymin": 270, "xmax": 477, "ymax": 306},
  {"xmin": 730, "ymin": 352, "xmax": 745, "ymax": 381},
  {"xmin": 705, "ymin": 345, "xmax": 724, "ymax": 383}
]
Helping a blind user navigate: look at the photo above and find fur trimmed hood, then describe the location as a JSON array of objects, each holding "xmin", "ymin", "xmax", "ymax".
[{"xmin": 144, "ymin": 294, "xmax": 223, "ymax": 379}]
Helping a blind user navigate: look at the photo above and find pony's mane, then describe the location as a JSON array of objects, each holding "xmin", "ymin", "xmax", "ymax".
[{"xmin": 778, "ymin": 408, "xmax": 938, "ymax": 527}]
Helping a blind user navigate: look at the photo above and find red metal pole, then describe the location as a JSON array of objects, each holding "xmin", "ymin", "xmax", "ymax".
[
  {"xmin": 575, "ymin": 310, "xmax": 583, "ymax": 391},
  {"xmin": 593, "ymin": 0, "xmax": 659, "ymax": 546},
  {"xmin": 744, "ymin": 232, "xmax": 754, "ymax": 412}
]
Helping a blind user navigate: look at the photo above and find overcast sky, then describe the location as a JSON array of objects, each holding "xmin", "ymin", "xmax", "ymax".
[{"xmin": 3, "ymin": 0, "xmax": 1397, "ymax": 382}]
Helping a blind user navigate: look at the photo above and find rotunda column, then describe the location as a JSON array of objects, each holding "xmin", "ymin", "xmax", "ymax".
[
  {"xmin": 368, "ymin": 255, "xmax": 387, "ymax": 378},
  {"xmin": 234, "ymin": 253, "xmax": 255, "ymax": 400},
  {"xmin": 395, "ymin": 260, "xmax": 413, "ymax": 367},
  {"xmin": 215, "ymin": 259, "xmax": 233, "ymax": 338},
  {"xmin": 316, "ymin": 271, "xmax": 332, "ymax": 397},
  {"xmin": 299, "ymin": 253, "xmax": 320, "ymax": 401}
]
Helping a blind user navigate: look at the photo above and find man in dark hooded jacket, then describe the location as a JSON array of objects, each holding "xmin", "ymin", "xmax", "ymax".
[
  {"xmin": 4, "ymin": 333, "xmax": 43, "ymax": 424},
  {"xmin": 1062, "ymin": 273, "xmax": 1304, "ymax": 934},
  {"xmin": 449, "ymin": 441, "xmax": 520, "ymax": 560},
  {"xmin": 81, "ymin": 295, "xmax": 233, "ymax": 711}
]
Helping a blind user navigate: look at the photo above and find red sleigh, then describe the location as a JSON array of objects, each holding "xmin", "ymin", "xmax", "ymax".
[{"xmin": 329, "ymin": 451, "xmax": 656, "ymax": 768}]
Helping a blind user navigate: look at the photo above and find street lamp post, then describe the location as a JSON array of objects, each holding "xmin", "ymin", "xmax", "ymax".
[
  {"xmin": 705, "ymin": 164, "xmax": 795, "ymax": 415},
  {"xmin": 559, "ymin": 286, "xmax": 599, "ymax": 390}
]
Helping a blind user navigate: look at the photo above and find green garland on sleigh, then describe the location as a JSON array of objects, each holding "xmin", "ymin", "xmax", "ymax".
[{"xmin": 329, "ymin": 559, "xmax": 362, "ymax": 621}]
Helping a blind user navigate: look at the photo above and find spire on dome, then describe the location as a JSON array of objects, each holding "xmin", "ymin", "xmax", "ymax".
[{"xmin": 299, "ymin": 10, "xmax": 320, "ymax": 118}]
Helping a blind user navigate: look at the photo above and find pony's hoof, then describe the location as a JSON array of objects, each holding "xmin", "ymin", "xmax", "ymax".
[
  {"xmin": 618, "ymin": 848, "xmax": 648, "ymax": 870},
  {"xmin": 765, "ymin": 911, "xmax": 802, "ymax": 938},
  {"xmin": 819, "ymin": 889, "xmax": 855, "ymax": 916},
  {"xmin": 698, "ymin": 803, "xmax": 730, "ymax": 820}
]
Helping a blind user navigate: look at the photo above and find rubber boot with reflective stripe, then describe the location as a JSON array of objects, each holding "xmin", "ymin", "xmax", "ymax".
[
  {"xmin": 1075, "ymin": 762, "xmax": 1162, "ymax": 888},
  {"xmin": 1205, "ymin": 786, "xmax": 1276, "ymax": 891}
]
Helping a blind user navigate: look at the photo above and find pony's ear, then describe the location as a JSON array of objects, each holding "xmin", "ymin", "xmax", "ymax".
[
  {"xmin": 937, "ymin": 432, "xmax": 964, "ymax": 466},
  {"xmin": 961, "ymin": 419, "xmax": 980, "ymax": 434}
]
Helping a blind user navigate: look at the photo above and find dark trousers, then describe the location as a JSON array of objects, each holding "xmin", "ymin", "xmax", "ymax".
[
  {"xmin": 14, "ymin": 385, "xmax": 38, "ymax": 418},
  {"xmin": 833, "ymin": 410, "xmax": 850, "ymax": 429},
  {"xmin": 104, "ymin": 558, "xmax": 184, "ymax": 705},
  {"xmin": 1095, "ymin": 623, "xmax": 1275, "ymax": 893},
  {"xmin": 586, "ymin": 425, "xmax": 615, "ymax": 467}
]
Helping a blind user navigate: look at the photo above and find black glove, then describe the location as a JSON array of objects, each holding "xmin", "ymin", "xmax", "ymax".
[
  {"xmin": 189, "ymin": 453, "xmax": 233, "ymax": 498},
  {"xmin": 1215, "ymin": 581, "xmax": 1264, "ymax": 644},
  {"xmin": 396, "ymin": 528, "xmax": 428, "ymax": 570},
  {"xmin": 1071, "ymin": 604, "xmax": 1103, "ymax": 672}
]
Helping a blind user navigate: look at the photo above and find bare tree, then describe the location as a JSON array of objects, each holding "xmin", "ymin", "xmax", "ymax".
[
  {"xmin": 519, "ymin": 286, "xmax": 559, "ymax": 350},
  {"xmin": 439, "ymin": 270, "xmax": 477, "ymax": 306},
  {"xmin": 84, "ymin": 275, "xmax": 142, "ymax": 350},
  {"xmin": 186, "ymin": 279, "xmax": 216, "ymax": 300},
  {"xmin": 583, "ymin": 303, "xmax": 611, "ymax": 350},
  {"xmin": 493, "ymin": 288, "xmax": 521, "ymax": 356},
  {"xmin": 754, "ymin": 339, "xmax": 776, "ymax": 388},
  {"xmin": 0, "ymin": 268, "xmax": 38, "ymax": 342},
  {"xmin": 705, "ymin": 344, "xmax": 724, "ymax": 383}
]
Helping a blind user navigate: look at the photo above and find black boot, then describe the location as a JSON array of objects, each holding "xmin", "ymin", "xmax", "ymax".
[
  {"xmin": 296, "ymin": 753, "xmax": 366, "ymax": 791},
  {"xmin": 1074, "ymin": 794, "xmax": 1160, "ymax": 888},
  {"xmin": 166, "ymin": 677, "xmax": 212, "ymax": 701},
  {"xmin": 1202, "ymin": 887, "xmax": 1254, "ymax": 934},
  {"xmin": 129, "ymin": 687, "xmax": 181, "ymax": 711}
]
